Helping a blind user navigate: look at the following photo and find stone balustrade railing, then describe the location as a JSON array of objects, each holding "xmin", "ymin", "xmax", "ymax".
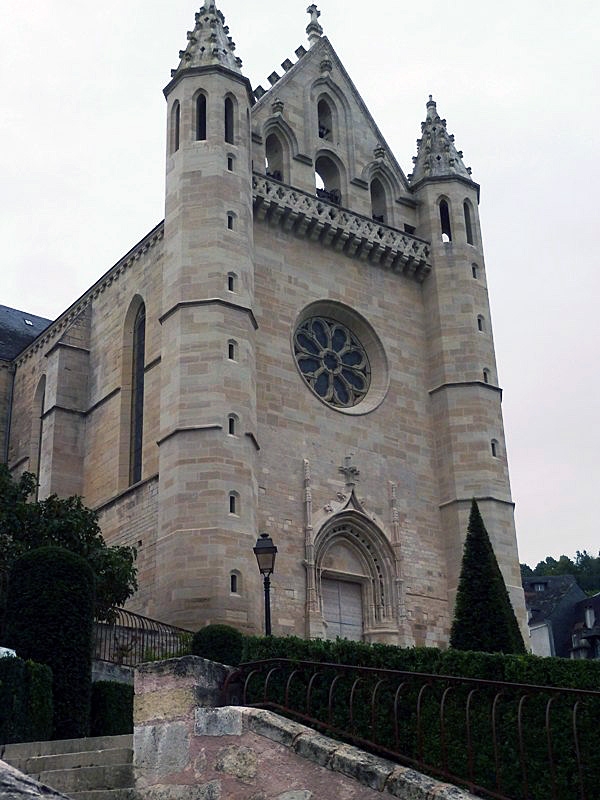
[{"xmin": 252, "ymin": 174, "xmax": 431, "ymax": 282}]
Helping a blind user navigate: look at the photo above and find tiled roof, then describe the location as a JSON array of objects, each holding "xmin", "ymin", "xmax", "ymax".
[{"xmin": 0, "ymin": 304, "xmax": 52, "ymax": 361}]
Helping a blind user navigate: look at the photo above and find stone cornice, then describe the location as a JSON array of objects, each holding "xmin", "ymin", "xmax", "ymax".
[
  {"xmin": 252, "ymin": 174, "xmax": 431, "ymax": 282},
  {"xmin": 429, "ymin": 380, "xmax": 503, "ymax": 398},
  {"xmin": 439, "ymin": 496, "xmax": 515, "ymax": 510},
  {"xmin": 14, "ymin": 222, "xmax": 164, "ymax": 367},
  {"xmin": 159, "ymin": 298, "xmax": 258, "ymax": 329}
]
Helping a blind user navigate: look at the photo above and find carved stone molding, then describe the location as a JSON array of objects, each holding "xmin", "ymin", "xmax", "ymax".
[{"xmin": 252, "ymin": 174, "xmax": 431, "ymax": 281}]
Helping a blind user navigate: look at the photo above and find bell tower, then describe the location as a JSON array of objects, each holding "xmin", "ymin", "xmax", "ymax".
[
  {"xmin": 157, "ymin": 1, "xmax": 259, "ymax": 630},
  {"xmin": 411, "ymin": 97, "xmax": 527, "ymax": 636}
]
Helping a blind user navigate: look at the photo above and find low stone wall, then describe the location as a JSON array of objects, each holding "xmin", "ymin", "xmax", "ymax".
[{"xmin": 134, "ymin": 656, "xmax": 478, "ymax": 800}]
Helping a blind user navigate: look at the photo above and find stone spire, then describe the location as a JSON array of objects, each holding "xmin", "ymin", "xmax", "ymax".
[
  {"xmin": 306, "ymin": 4, "xmax": 323, "ymax": 46},
  {"xmin": 171, "ymin": 1, "xmax": 242, "ymax": 78},
  {"xmin": 410, "ymin": 96, "xmax": 473, "ymax": 183}
]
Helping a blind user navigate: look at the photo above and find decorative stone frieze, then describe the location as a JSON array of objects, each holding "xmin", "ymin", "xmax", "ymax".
[{"xmin": 252, "ymin": 175, "xmax": 431, "ymax": 281}]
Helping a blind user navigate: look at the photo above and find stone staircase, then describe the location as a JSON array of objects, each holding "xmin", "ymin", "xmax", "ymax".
[{"xmin": 0, "ymin": 734, "xmax": 135, "ymax": 800}]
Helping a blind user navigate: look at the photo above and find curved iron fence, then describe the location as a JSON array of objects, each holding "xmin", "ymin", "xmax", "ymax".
[
  {"xmin": 94, "ymin": 608, "xmax": 192, "ymax": 666},
  {"xmin": 223, "ymin": 658, "xmax": 600, "ymax": 800}
]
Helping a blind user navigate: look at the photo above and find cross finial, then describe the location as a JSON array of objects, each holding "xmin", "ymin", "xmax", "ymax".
[
  {"xmin": 306, "ymin": 4, "xmax": 323, "ymax": 46},
  {"xmin": 339, "ymin": 455, "xmax": 360, "ymax": 489}
]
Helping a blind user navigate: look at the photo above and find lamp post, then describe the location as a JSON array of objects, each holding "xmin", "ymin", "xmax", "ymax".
[{"xmin": 253, "ymin": 532, "xmax": 277, "ymax": 636}]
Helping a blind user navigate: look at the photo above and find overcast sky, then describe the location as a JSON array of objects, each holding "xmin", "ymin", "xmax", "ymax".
[{"xmin": 2, "ymin": 1, "xmax": 599, "ymax": 568}]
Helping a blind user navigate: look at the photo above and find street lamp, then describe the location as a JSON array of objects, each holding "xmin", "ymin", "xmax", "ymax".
[{"xmin": 253, "ymin": 532, "xmax": 277, "ymax": 636}]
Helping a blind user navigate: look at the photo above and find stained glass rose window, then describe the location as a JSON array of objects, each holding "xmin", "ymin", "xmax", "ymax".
[{"xmin": 293, "ymin": 317, "xmax": 371, "ymax": 408}]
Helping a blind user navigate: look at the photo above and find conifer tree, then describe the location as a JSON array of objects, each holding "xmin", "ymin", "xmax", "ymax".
[{"xmin": 450, "ymin": 500, "xmax": 525, "ymax": 654}]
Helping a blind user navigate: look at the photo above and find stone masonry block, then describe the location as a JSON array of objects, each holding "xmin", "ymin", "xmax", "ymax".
[
  {"xmin": 327, "ymin": 744, "xmax": 396, "ymax": 791},
  {"xmin": 134, "ymin": 722, "xmax": 190, "ymax": 777},
  {"xmin": 242, "ymin": 708, "xmax": 308, "ymax": 747},
  {"xmin": 195, "ymin": 707, "xmax": 243, "ymax": 737}
]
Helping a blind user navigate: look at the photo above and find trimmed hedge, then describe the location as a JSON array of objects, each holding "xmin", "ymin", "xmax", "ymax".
[
  {"xmin": 0, "ymin": 657, "xmax": 53, "ymax": 744},
  {"xmin": 91, "ymin": 681, "xmax": 133, "ymax": 737},
  {"xmin": 240, "ymin": 636, "xmax": 600, "ymax": 800},
  {"xmin": 5, "ymin": 546, "xmax": 95, "ymax": 740},
  {"xmin": 192, "ymin": 624, "xmax": 244, "ymax": 666}
]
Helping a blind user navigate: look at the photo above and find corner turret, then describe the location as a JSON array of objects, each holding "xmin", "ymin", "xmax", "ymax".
[{"xmin": 157, "ymin": 2, "xmax": 259, "ymax": 631}]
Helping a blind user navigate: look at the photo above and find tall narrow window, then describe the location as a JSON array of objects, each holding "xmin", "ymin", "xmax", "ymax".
[
  {"xmin": 439, "ymin": 199, "xmax": 452, "ymax": 242},
  {"xmin": 265, "ymin": 133, "xmax": 284, "ymax": 181},
  {"xmin": 230, "ymin": 573, "xmax": 238, "ymax": 593},
  {"xmin": 491, "ymin": 439, "xmax": 499, "ymax": 458},
  {"xmin": 130, "ymin": 304, "xmax": 146, "ymax": 485},
  {"xmin": 370, "ymin": 178, "xmax": 387, "ymax": 223},
  {"xmin": 196, "ymin": 93, "xmax": 207, "ymax": 140},
  {"xmin": 31, "ymin": 375, "xmax": 46, "ymax": 498},
  {"xmin": 317, "ymin": 98, "xmax": 333, "ymax": 140},
  {"xmin": 483, "ymin": 368, "xmax": 490, "ymax": 384},
  {"xmin": 227, "ymin": 339, "xmax": 238, "ymax": 360},
  {"xmin": 472, "ymin": 263, "xmax": 479, "ymax": 279},
  {"xmin": 224, "ymin": 97, "xmax": 234, "ymax": 144},
  {"xmin": 477, "ymin": 315, "xmax": 485, "ymax": 332},
  {"xmin": 228, "ymin": 414, "xmax": 237, "ymax": 435},
  {"xmin": 229, "ymin": 491, "xmax": 239, "ymax": 515},
  {"xmin": 315, "ymin": 155, "xmax": 341, "ymax": 205},
  {"xmin": 464, "ymin": 201, "xmax": 474, "ymax": 244},
  {"xmin": 171, "ymin": 101, "xmax": 180, "ymax": 153}
]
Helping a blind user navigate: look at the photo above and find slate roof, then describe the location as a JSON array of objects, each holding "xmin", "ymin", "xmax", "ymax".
[
  {"xmin": 0, "ymin": 304, "xmax": 52, "ymax": 361},
  {"xmin": 523, "ymin": 574, "xmax": 587, "ymax": 625}
]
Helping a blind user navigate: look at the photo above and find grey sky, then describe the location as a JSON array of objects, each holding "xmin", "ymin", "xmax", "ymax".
[{"xmin": 2, "ymin": 1, "xmax": 599, "ymax": 567}]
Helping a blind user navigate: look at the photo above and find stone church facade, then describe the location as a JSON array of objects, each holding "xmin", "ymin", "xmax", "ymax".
[{"xmin": 0, "ymin": 3, "xmax": 526, "ymax": 646}]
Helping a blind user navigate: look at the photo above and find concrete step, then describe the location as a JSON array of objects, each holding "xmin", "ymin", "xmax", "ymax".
[
  {"xmin": 34, "ymin": 762, "xmax": 134, "ymax": 794},
  {"xmin": 7, "ymin": 746, "xmax": 132, "ymax": 774},
  {"xmin": 1, "ymin": 734, "xmax": 132, "ymax": 761}
]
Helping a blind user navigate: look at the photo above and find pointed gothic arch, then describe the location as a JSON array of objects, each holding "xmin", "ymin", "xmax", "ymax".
[
  {"xmin": 314, "ymin": 149, "xmax": 346, "ymax": 206},
  {"xmin": 307, "ymin": 78, "xmax": 355, "ymax": 156},
  {"xmin": 263, "ymin": 117, "xmax": 299, "ymax": 182},
  {"xmin": 312, "ymin": 510, "xmax": 398, "ymax": 640}
]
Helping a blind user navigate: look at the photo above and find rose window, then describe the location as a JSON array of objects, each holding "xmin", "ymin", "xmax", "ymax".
[{"xmin": 293, "ymin": 317, "xmax": 371, "ymax": 408}]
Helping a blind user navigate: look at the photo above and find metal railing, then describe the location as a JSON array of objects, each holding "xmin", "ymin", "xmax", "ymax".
[
  {"xmin": 94, "ymin": 608, "xmax": 192, "ymax": 666},
  {"xmin": 223, "ymin": 658, "xmax": 600, "ymax": 800}
]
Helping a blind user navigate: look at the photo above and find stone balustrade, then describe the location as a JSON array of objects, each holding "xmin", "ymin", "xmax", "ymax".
[{"xmin": 252, "ymin": 175, "xmax": 431, "ymax": 282}]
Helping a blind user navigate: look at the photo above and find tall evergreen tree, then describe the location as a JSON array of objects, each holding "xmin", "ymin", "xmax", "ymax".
[{"xmin": 450, "ymin": 500, "xmax": 525, "ymax": 654}]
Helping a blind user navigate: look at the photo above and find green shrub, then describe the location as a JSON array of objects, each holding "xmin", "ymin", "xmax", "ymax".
[
  {"xmin": 191, "ymin": 624, "xmax": 244, "ymax": 666},
  {"xmin": 5, "ymin": 546, "xmax": 95, "ymax": 740},
  {"xmin": 0, "ymin": 657, "xmax": 53, "ymax": 744},
  {"xmin": 91, "ymin": 681, "xmax": 133, "ymax": 736}
]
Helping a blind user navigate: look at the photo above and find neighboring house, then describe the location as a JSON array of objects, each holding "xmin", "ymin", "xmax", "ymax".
[
  {"xmin": 571, "ymin": 593, "xmax": 600, "ymax": 659},
  {"xmin": 523, "ymin": 575, "xmax": 596, "ymax": 658},
  {"xmin": 0, "ymin": 2, "xmax": 526, "ymax": 645}
]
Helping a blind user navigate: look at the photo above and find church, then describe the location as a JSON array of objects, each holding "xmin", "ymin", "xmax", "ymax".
[{"xmin": 0, "ymin": 3, "xmax": 526, "ymax": 646}]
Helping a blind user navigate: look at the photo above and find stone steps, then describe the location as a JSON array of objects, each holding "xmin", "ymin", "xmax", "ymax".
[{"xmin": 1, "ymin": 734, "xmax": 134, "ymax": 800}]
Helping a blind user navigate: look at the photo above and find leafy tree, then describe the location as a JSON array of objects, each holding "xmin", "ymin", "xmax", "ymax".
[
  {"xmin": 0, "ymin": 465, "xmax": 137, "ymax": 633},
  {"xmin": 450, "ymin": 500, "xmax": 525, "ymax": 654},
  {"xmin": 521, "ymin": 548, "xmax": 600, "ymax": 595}
]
